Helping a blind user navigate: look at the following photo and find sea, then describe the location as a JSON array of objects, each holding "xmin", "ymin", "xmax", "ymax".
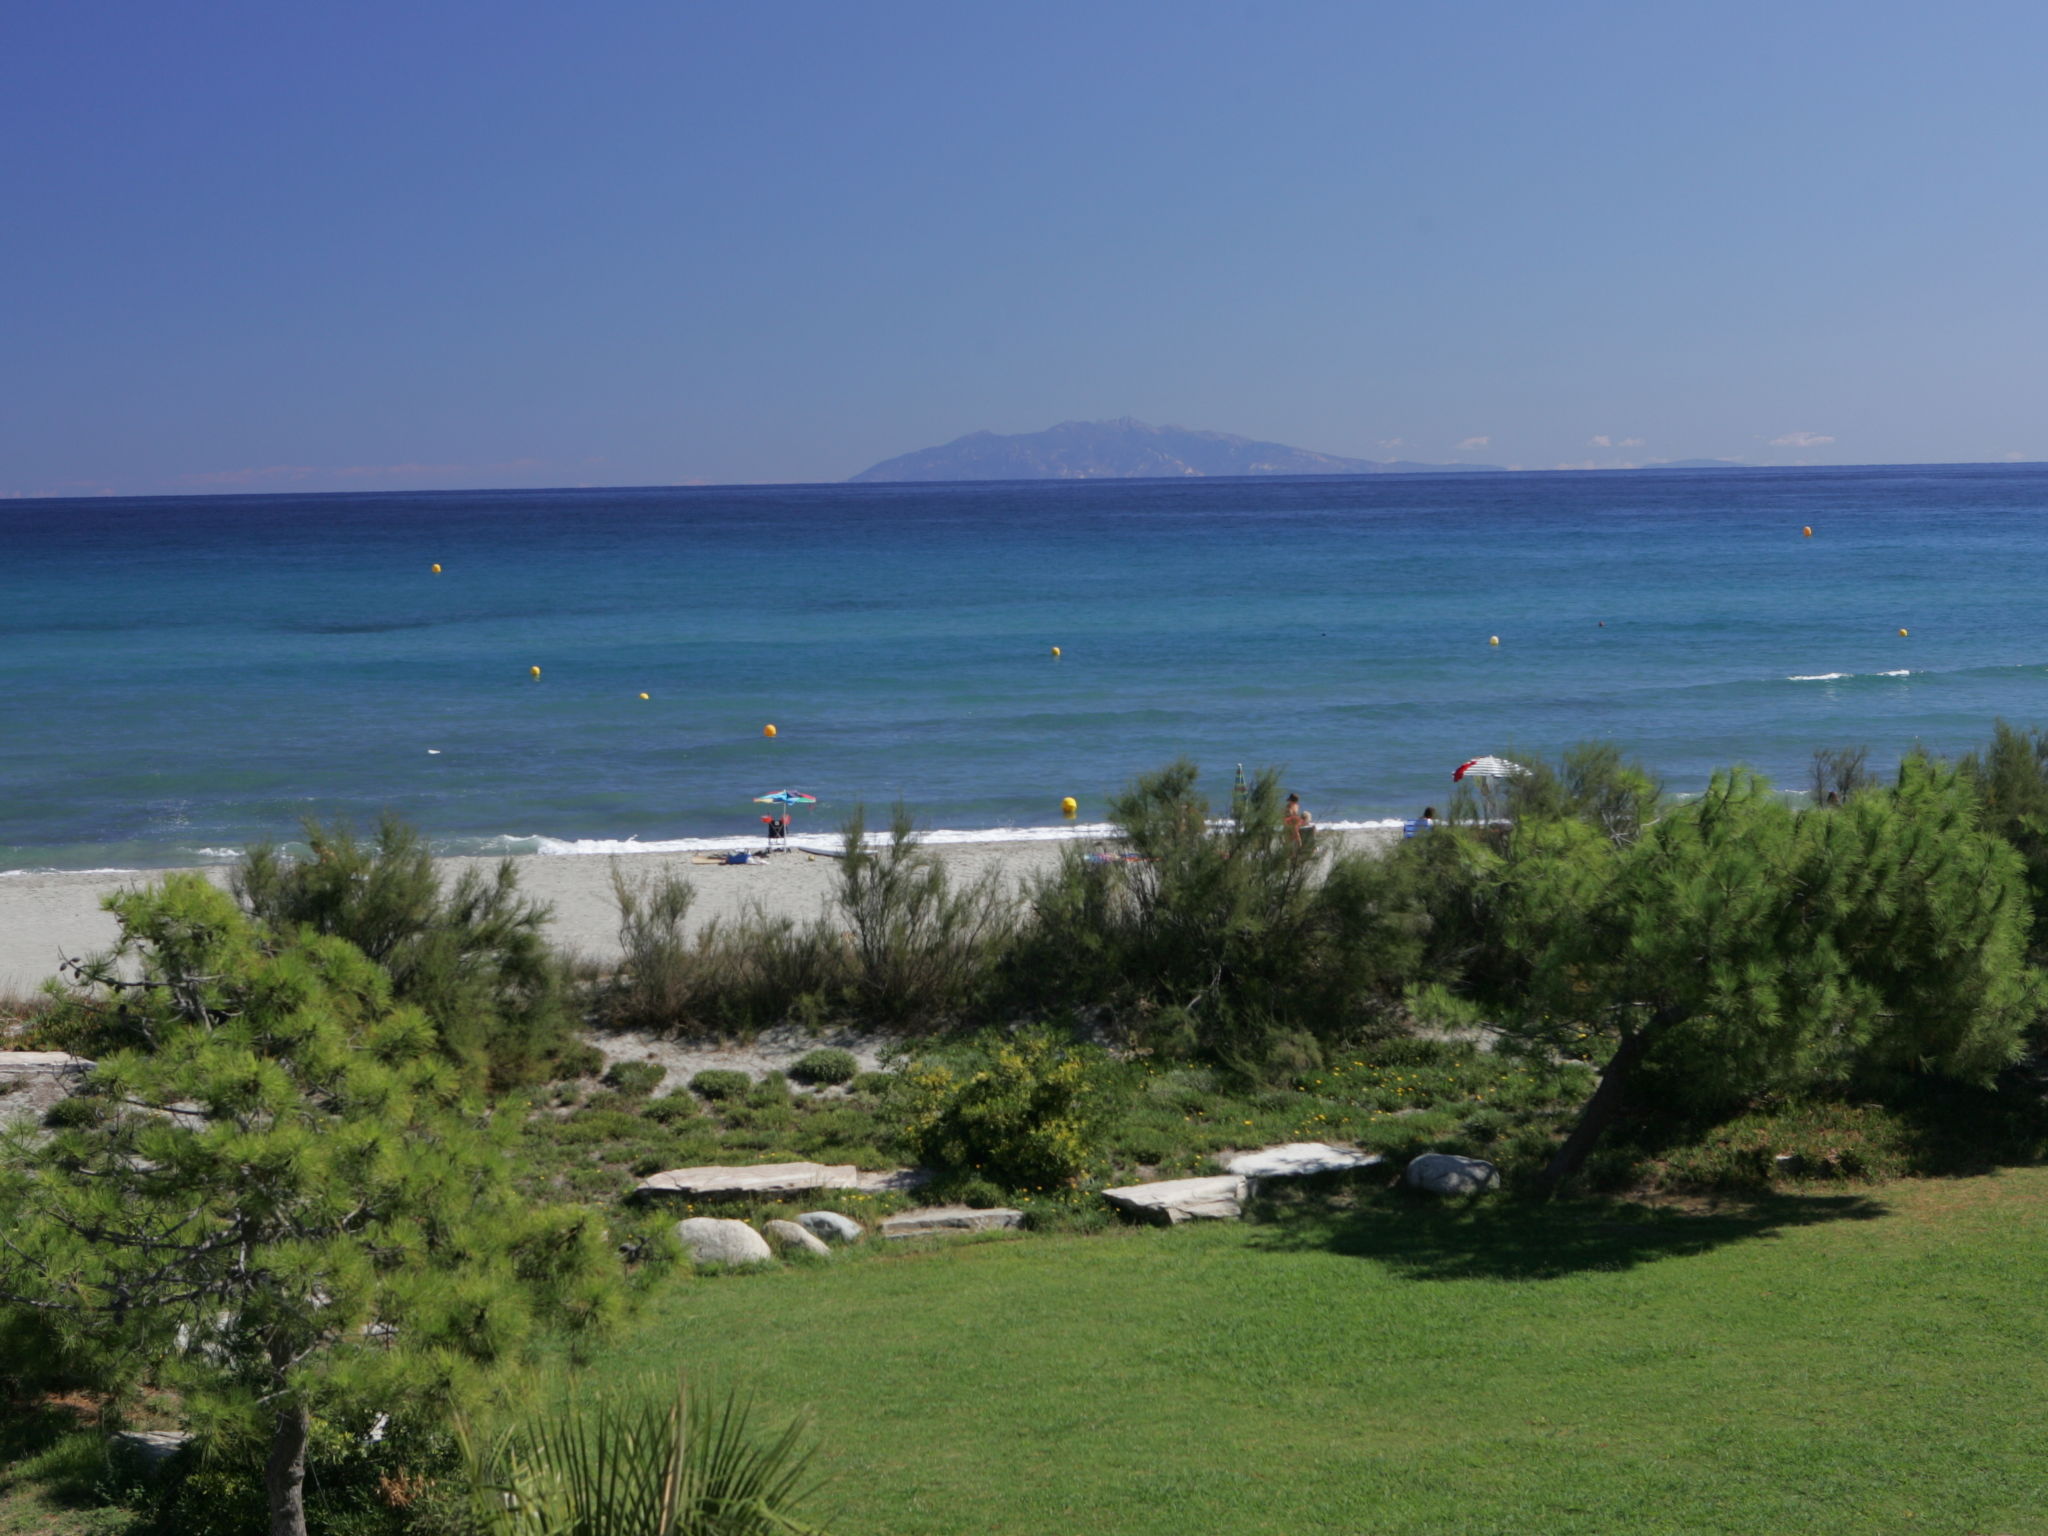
[{"xmin": 4, "ymin": 464, "xmax": 2047, "ymax": 873}]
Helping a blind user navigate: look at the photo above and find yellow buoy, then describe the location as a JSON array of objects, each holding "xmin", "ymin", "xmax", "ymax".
[
  {"xmin": 638, "ymin": 692, "xmax": 650, "ymax": 701},
  {"xmin": 1801, "ymin": 527, "xmax": 1812, "ymax": 538},
  {"xmin": 1051, "ymin": 646, "xmax": 1062, "ymax": 658},
  {"xmin": 763, "ymin": 723, "xmax": 777, "ymax": 738},
  {"xmin": 1898, "ymin": 628, "xmax": 1909, "ymax": 637},
  {"xmin": 431, "ymin": 562, "xmax": 442, "ymax": 573},
  {"xmin": 1060, "ymin": 796, "xmax": 1078, "ymax": 819},
  {"xmin": 1488, "ymin": 635, "xmax": 1500, "ymax": 646},
  {"xmin": 529, "ymin": 665, "xmax": 541, "ymax": 679}
]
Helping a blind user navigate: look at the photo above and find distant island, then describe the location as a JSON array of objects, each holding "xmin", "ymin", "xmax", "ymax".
[{"xmin": 849, "ymin": 418, "xmax": 1505, "ymax": 483}]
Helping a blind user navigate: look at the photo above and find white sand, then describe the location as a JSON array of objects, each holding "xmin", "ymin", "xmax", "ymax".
[
  {"xmin": 0, "ymin": 843, "xmax": 1068, "ymax": 995},
  {"xmin": 0, "ymin": 832, "xmax": 1397, "ymax": 998}
]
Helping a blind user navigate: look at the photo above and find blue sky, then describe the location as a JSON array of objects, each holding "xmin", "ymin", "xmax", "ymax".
[{"xmin": 5, "ymin": 2, "xmax": 2045, "ymax": 496}]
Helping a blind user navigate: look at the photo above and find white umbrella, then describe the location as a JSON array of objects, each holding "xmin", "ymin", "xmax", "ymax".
[{"xmin": 1452, "ymin": 756, "xmax": 1527, "ymax": 782}]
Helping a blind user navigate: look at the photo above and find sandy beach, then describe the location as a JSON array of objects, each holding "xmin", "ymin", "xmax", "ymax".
[{"xmin": 0, "ymin": 832, "xmax": 1398, "ymax": 998}]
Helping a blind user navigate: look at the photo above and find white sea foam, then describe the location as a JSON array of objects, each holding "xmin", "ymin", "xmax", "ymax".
[
  {"xmin": 1788, "ymin": 673, "xmax": 1851, "ymax": 682},
  {"xmin": 1877, "ymin": 669, "xmax": 1912, "ymax": 677},
  {"xmin": 474, "ymin": 818, "xmax": 1409, "ymax": 859}
]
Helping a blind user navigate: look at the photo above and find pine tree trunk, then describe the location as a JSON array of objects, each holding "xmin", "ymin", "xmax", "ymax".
[
  {"xmin": 265, "ymin": 1401, "xmax": 311, "ymax": 1536},
  {"xmin": 1532, "ymin": 1010, "xmax": 1679, "ymax": 1196}
]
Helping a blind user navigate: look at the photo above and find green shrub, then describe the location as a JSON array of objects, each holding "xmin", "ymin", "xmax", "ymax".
[
  {"xmin": 644, "ymin": 1091, "xmax": 701, "ymax": 1125},
  {"xmin": 41, "ymin": 1092, "xmax": 105, "ymax": 1129},
  {"xmin": 790, "ymin": 1047, "xmax": 860, "ymax": 1086},
  {"xmin": 231, "ymin": 816, "xmax": 579, "ymax": 1088},
  {"xmin": 602, "ymin": 1059, "xmax": 667, "ymax": 1097},
  {"xmin": 851, "ymin": 1071, "xmax": 897, "ymax": 1096},
  {"xmin": 689, "ymin": 1069, "xmax": 751, "ymax": 1101},
  {"xmin": 1005, "ymin": 762, "xmax": 1430, "ymax": 1068},
  {"xmin": 554, "ymin": 1040, "xmax": 605, "ymax": 1079},
  {"xmin": 897, "ymin": 1028, "xmax": 1126, "ymax": 1192},
  {"xmin": 748, "ymin": 1070, "xmax": 792, "ymax": 1107},
  {"xmin": 606, "ymin": 864, "xmax": 851, "ymax": 1037},
  {"xmin": 834, "ymin": 806, "xmax": 1013, "ymax": 1026},
  {"xmin": 942, "ymin": 1176, "xmax": 1009, "ymax": 1209}
]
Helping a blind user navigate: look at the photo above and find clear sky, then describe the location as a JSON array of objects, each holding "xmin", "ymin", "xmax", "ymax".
[{"xmin": 6, "ymin": 1, "xmax": 2045, "ymax": 496}]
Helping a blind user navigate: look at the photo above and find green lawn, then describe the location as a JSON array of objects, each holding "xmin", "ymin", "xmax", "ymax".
[{"xmin": 575, "ymin": 1170, "xmax": 2048, "ymax": 1536}]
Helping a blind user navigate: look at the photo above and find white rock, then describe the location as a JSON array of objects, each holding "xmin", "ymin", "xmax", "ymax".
[
  {"xmin": 796, "ymin": 1210, "xmax": 864, "ymax": 1243},
  {"xmin": 675, "ymin": 1217, "xmax": 775, "ymax": 1266},
  {"xmin": 1403, "ymin": 1153, "xmax": 1500, "ymax": 1195},
  {"xmin": 634, "ymin": 1161, "xmax": 861, "ymax": 1201},
  {"xmin": 1222, "ymin": 1142, "xmax": 1385, "ymax": 1181},
  {"xmin": 881, "ymin": 1205, "xmax": 1024, "ymax": 1238},
  {"xmin": 1102, "ymin": 1175, "xmax": 1248, "ymax": 1225},
  {"xmin": 762, "ymin": 1219, "xmax": 832, "ymax": 1257}
]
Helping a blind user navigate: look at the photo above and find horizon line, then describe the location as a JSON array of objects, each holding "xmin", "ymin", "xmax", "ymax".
[{"xmin": 6, "ymin": 456, "xmax": 2044, "ymax": 507}]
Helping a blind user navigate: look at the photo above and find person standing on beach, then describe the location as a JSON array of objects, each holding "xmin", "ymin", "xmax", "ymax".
[{"xmin": 1284, "ymin": 793, "xmax": 1313, "ymax": 845}]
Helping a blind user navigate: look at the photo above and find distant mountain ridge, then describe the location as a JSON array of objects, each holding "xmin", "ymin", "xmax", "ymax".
[{"xmin": 849, "ymin": 418, "xmax": 1503, "ymax": 482}]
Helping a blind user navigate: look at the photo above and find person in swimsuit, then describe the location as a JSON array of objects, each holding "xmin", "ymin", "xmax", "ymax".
[{"xmin": 1284, "ymin": 793, "xmax": 1313, "ymax": 845}]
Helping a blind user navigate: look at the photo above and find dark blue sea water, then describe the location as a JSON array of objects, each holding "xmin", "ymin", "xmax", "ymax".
[{"xmin": 5, "ymin": 466, "xmax": 2048, "ymax": 871}]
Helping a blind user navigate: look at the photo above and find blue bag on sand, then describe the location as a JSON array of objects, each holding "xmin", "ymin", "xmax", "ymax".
[{"xmin": 724, "ymin": 851, "xmax": 751, "ymax": 865}]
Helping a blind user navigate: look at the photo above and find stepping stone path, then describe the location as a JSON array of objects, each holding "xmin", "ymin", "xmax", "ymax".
[
  {"xmin": 796, "ymin": 1210, "xmax": 864, "ymax": 1243},
  {"xmin": 881, "ymin": 1205, "xmax": 1024, "ymax": 1238},
  {"xmin": 1103, "ymin": 1175, "xmax": 1247, "ymax": 1225},
  {"xmin": 762, "ymin": 1219, "xmax": 832, "ymax": 1257},
  {"xmin": 634, "ymin": 1161, "xmax": 861, "ymax": 1201},
  {"xmin": 1403, "ymin": 1152, "xmax": 1499, "ymax": 1195},
  {"xmin": 675, "ymin": 1217, "xmax": 775, "ymax": 1266}
]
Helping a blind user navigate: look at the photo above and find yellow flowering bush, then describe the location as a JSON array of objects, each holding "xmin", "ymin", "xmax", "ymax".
[{"xmin": 895, "ymin": 1028, "xmax": 1123, "ymax": 1192}]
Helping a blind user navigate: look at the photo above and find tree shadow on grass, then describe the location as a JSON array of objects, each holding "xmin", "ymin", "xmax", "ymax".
[{"xmin": 1244, "ymin": 1185, "xmax": 1889, "ymax": 1282}]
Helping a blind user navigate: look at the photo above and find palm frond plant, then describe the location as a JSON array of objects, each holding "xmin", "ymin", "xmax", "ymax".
[{"xmin": 461, "ymin": 1376, "xmax": 829, "ymax": 1536}]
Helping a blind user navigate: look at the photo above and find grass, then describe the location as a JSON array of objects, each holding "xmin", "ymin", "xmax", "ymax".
[
  {"xmin": 556, "ymin": 1168, "xmax": 2048, "ymax": 1536},
  {"xmin": 513, "ymin": 1073, "xmax": 910, "ymax": 1206},
  {"xmin": 512, "ymin": 1036, "xmax": 1596, "ymax": 1208}
]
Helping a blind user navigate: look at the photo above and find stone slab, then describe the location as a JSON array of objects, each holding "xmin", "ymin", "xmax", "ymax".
[
  {"xmin": 881, "ymin": 1205, "xmax": 1024, "ymax": 1238},
  {"xmin": 855, "ymin": 1167, "xmax": 931, "ymax": 1192},
  {"xmin": 633, "ymin": 1161, "xmax": 861, "ymax": 1200},
  {"xmin": 110, "ymin": 1430, "xmax": 191, "ymax": 1474},
  {"xmin": 1222, "ymin": 1142, "xmax": 1385, "ymax": 1181},
  {"xmin": 0, "ymin": 1052, "xmax": 96, "ymax": 1129},
  {"xmin": 1103, "ymin": 1175, "xmax": 1247, "ymax": 1225}
]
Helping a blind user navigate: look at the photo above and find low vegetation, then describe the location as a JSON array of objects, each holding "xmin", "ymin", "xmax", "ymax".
[{"xmin": 8, "ymin": 720, "xmax": 2048, "ymax": 1532}]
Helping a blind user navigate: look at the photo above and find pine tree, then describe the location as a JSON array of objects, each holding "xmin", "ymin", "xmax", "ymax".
[
  {"xmin": 0, "ymin": 875, "xmax": 623, "ymax": 1536},
  {"xmin": 1500, "ymin": 763, "xmax": 2042, "ymax": 1191}
]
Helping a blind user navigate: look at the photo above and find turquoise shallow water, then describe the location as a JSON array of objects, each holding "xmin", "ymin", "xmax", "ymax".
[{"xmin": 3, "ymin": 465, "xmax": 2047, "ymax": 870}]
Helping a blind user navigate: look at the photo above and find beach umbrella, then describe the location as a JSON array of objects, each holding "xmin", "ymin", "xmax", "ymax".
[
  {"xmin": 1452, "ymin": 756, "xmax": 1526, "ymax": 782},
  {"xmin": 753, "ymin": 789, "xmax": 818, "ymax": 839}
]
